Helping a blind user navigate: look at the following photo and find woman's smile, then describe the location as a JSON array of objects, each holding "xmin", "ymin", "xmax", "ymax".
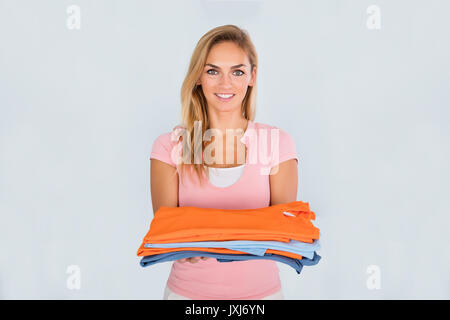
[{"xmin": 215, "ymin": 93, "xmax": 235, "ymax": 101}]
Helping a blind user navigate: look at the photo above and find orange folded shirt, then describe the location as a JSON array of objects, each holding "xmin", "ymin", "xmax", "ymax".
[{"xmin": 142, "ymin": 201, "xmax": 319, "ymax": 244}]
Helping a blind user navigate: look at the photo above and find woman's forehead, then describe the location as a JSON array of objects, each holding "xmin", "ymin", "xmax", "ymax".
[{"xmin": 206, "ymin": 42, "xmax": 249, "ymax": 64}]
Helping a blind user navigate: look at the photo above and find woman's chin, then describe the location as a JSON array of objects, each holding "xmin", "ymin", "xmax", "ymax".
[{"xmin": 210, "ymin": 104, "xmax": 241, "ymax": 112}]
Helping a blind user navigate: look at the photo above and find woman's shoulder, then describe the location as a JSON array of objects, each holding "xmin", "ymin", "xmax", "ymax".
[
  {"xmin": 153, "ymin": 124, "xmax": 186, "ymax": 144},
  {"xmin": 150, "ymin": 124, "xmax": 185, "ymax": 166},
  {"xmin": 251, "ymin": 120, "xmax": 295, "ymax": 141},
  {"xmin": 251, "ymin": 120, "xmax": 298, "ymax": 164}
]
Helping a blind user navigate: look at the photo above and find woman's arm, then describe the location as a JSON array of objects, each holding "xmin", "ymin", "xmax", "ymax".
[
  {"xmin": 269, "ymin": 159, "xmax": 298, "ymax": 205},
  {"xmin": 150, "ymin": 158, "xmax": 208, "ymax": 263},
  {"xmin": 150, "ymin": 159, "xmax": 179, "ymax": 215}
]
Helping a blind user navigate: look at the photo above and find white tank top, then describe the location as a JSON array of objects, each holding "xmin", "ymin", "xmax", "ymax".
[{"xmin": 205, "ymin": 164, "xmax": 245, "ymax": 188}]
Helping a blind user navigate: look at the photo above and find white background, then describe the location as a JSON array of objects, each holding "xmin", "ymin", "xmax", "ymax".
[{"xmin": 1, "ymin": 0, "xmax": 449, "ymax": 299}]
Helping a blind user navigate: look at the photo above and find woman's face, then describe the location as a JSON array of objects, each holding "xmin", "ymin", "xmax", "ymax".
[{"xmin": 197, "ymin": 41, "xmax": 256, "ymax": 113}]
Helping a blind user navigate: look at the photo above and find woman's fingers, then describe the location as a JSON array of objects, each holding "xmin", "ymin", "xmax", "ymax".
[{"xmin": 179, "ymin": 257, "xmax": 209, "ymax": 263}]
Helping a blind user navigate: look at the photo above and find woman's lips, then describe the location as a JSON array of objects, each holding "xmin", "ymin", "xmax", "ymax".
[{"xmin": 215, "ymin": 93, "xmax": 235, "ymax": 102}]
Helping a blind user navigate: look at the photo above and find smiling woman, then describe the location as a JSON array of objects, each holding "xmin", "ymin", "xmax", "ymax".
[{"xmin": 149, "ymin": 24, "xmax": 299, "ymax": 300}]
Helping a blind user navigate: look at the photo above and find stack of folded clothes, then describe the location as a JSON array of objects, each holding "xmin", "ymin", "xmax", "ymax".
[{"xmin": 137, "ymin": 201, "xmax": 322, "ymax": 274}]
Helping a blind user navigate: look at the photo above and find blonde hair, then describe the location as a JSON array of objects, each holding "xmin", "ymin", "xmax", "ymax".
[{"xmin": 175, "ymin": 24, "xmax": 258, "ymax": 187}]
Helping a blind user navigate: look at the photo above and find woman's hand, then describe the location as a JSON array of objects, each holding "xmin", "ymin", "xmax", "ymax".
[{"xmin": 178, "ymin": 257, "xmax": 210, "ymax": 264}]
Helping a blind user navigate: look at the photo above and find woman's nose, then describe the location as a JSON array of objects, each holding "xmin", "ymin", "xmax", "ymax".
[{"xmin": 218, "ymin": 73, "xmax": 233, "ymax": 86}]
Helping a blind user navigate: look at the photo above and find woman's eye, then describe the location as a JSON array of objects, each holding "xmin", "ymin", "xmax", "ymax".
[{"xmin": 206, "ymin": 69, "xmax": 244, "ymax": 76}]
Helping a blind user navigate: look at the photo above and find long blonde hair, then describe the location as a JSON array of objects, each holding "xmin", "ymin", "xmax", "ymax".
[{"xmin": 175, "ymin": 24, "xmax": 258, "ymax": 187}]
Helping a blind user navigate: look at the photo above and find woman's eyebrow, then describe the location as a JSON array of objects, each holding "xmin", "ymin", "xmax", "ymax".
[{"xmin": 205, "ymin": 63, "xmax": 247, "ymax": 69}]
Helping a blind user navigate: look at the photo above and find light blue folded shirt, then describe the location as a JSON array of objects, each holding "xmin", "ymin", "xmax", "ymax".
[{"xmin": 144, "ymin": 236, "xmax": 321, "ymax": 259}]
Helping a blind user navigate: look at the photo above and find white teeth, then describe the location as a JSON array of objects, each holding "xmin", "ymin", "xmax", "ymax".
[{"xmin": 216, "ymin": 93, "xmax": 234, "ymax": 98}]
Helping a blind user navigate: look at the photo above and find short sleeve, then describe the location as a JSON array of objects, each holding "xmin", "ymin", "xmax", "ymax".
[
  {"xmin": 150, "ymin": 133, "xmax": 178, "ymax": 168},
  {"xmin": 270, "ymin": 128, "xmax": 299, "ymax": 168}
]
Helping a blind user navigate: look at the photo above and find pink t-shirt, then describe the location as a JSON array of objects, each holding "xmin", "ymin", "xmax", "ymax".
[{"xmin": 149, "ymin": 119, "xmax": 299, "ymax": 299}]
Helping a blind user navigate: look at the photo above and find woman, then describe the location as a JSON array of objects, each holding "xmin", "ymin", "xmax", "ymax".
[{"xmin": 150, "ymin": 25, "xmax": 299, "ymax": 300}]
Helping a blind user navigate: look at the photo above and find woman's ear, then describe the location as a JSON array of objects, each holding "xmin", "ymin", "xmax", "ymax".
[{"xmin": 248, "ymin": 66, "xmax": 257, "ymax": 87}]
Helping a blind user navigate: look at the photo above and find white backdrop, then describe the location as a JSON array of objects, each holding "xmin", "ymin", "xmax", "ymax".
[{"xmin": 1, "ymin": 0, "xmax": 449, "ymax": 299}]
